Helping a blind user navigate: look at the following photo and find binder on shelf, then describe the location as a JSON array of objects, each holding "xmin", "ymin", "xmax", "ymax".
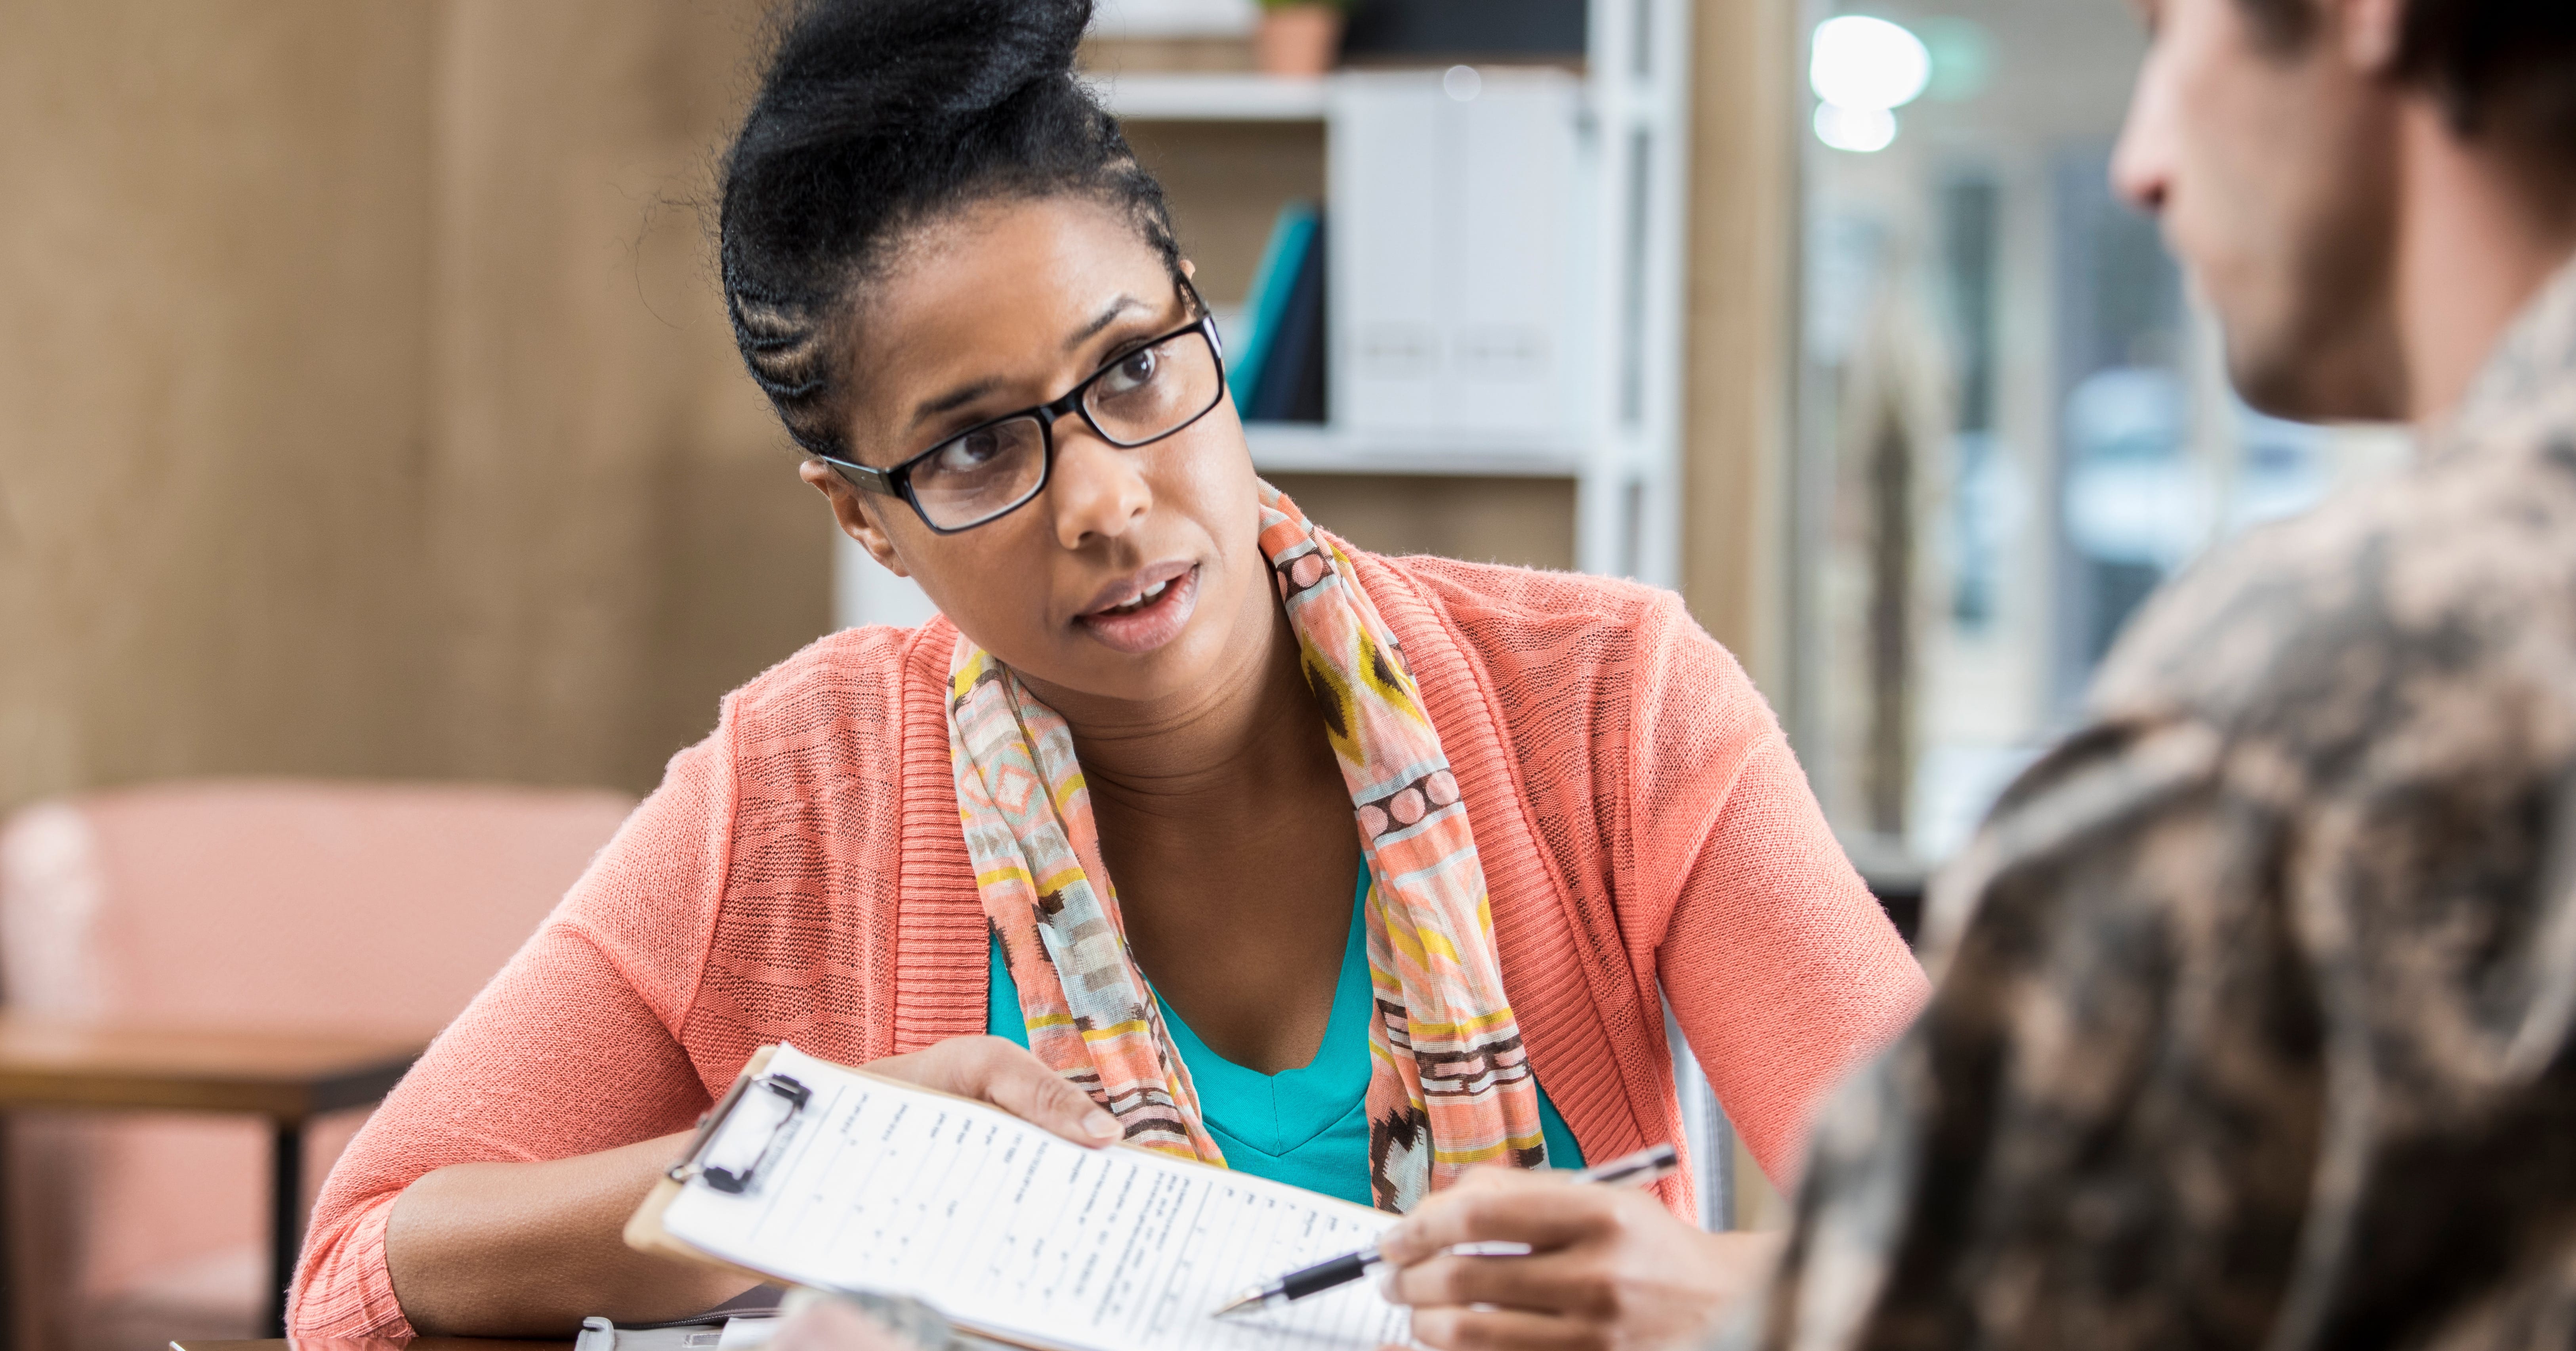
[
  {"xmin": 626, "ymin": 1044, "xmax": 1409, "ymax": 1351},
  {"xmin": 1226, "ymin": 202, "xmax": 1317, "ymax": 408},
  {"xmin": 1246, "ymin": 216, "xmax": 1327, "ymax": 424}
]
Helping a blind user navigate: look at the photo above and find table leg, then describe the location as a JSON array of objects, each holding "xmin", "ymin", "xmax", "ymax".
[
  {"xmin": 0, "ymin": 1113, "xmax": 13, "ymax": 1351},
  {"xmin": 267, "ymin": 1121, "xmax": 304, "ymax": 1339}
]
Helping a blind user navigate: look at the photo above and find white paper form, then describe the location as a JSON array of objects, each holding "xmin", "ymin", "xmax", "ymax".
[{"xmin": 659, "ymin": 1045, "xmax": 1412, "ymax": 1351}]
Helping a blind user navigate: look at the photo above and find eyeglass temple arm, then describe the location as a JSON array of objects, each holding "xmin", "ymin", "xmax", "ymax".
[{"xmin": 820, "ymin": 455, "xmax": 900, "ymax": 497}]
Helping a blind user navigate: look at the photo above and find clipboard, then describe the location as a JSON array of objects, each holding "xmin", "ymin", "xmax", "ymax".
[
  {"xmin": 627, "ymin": 1046, "xmax": 809, "ymax": 1294},
  {"xmin": 624, "ymin": 1044, "xmax": 1412, "ymax": 1351}
]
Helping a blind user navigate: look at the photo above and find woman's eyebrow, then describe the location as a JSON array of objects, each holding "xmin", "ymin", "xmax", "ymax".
[
  {"xmin": 1066, "ymin": 294, "xmax": 1149, "ymax": 351},
  {"xmin": 902, "ymin": 296, "xmax": 1152, "ymax": 432},
  {"xmin": 906, "ymin": 379, "xmax": 999, "ymax": 432}
]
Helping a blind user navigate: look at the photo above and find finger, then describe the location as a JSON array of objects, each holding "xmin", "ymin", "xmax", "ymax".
[
  {"xmin": 1387, "ymin": 1252, "xmax": 1614, "ymax": 1321},
  {"xmin": 1378, "ymin": 1173, "xmax": 1612, "ymax": 1265},
  {"xmin": 1409, "ymin": 1304, "xmax": 1600, "ymax": 1351},
  {"xmin": 962, "ymin": 1038, "xmax": 1122, "ymax": 1146}
]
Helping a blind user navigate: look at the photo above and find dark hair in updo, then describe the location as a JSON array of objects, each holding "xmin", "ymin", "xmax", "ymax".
[{"xmin": 719, "ymin": 0, "xmax": 1183, "ymax": 460}]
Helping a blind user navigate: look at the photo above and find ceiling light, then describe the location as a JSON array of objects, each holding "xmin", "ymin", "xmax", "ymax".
[
  {"xmin": 1815, "ymin": 103, "xmax": 1898, "ymax": 153},
  {"xmin": 1811, "ymin": 16, "xmax": 1932, "ymax": 112}
]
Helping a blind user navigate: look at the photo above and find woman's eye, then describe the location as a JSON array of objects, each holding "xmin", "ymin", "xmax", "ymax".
[
  {"xmin": 932, "ymin": 428, "xmax": 1004, "ymax": 473},
  {"xmin": 1100, "ymin": 346, "xmax": 1160, "ymax": 395}
]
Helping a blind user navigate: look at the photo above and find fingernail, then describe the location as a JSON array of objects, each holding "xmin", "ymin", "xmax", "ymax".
[{"xmin": 1085, "ymin": 1112, "xmax": 1120, "ymax": 1141}]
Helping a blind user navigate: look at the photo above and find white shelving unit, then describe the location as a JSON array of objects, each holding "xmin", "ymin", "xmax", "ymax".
[
  {"xmin": 1082, "ymin": 4, "xmax": 1691, "ymax": 587},
  {"xmin": 1081, "ymin": 71, "xmax": 1327, "ymax": 121},
  {"xmin": 1239, "ymin": 425, "xmax": 1586, "ymax": 478}
]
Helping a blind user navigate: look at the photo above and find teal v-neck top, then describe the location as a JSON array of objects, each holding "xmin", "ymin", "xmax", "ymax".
[{"xmin": 986, "ymin": 870, "xmax": 1584, "ymax": 1207}]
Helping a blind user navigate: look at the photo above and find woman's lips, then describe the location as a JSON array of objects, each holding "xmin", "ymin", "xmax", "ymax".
[{"xmin": 1075, "ymin": 563, "xmax": 1201, "ymax": 655}]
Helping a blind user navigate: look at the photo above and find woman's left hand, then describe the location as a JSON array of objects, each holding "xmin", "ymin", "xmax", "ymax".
[{"xmin": 1374, "ymin": 1166, "xmax": 1785, "ymax": 1351}]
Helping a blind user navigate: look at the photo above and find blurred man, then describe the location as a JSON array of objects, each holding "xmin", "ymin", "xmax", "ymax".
[{"xmin": 1717, "ymin": 0, "xmax": 2576, "ymax": 1346}]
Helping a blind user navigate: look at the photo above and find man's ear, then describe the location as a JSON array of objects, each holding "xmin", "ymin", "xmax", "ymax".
[
  {"xmin": 798, "ymin": 459, "xmax": 913, "ymax": 578},
  {"xmin": 2337, "ymin": 0, "xmax": 2403, "ymax": 74}
]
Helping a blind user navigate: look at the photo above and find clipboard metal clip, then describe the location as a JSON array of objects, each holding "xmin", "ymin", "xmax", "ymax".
[{"xmin": 670, "ymin": 1070, "xmax": 812, "ymax": 1195}]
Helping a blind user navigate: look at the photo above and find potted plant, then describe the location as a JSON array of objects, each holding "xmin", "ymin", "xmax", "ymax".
[{"xmin": 1256, "ymin": 0, "xmax": 1346, "ymax": 77}]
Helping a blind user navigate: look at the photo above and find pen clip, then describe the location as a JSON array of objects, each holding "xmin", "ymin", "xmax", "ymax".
[
  {"xmin": 1571, "ymin": 1141, "xmax": 1680, "ymax": 1187},
  {"xmin": 669, "ymin": 1071, "xmax": 812, "ymax": 1193}
]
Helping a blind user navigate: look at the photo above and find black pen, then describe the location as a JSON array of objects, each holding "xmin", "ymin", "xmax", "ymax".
[{"xmin": 1212, "ymin": 1142, "xmax": 1681, "ymax": 1319}]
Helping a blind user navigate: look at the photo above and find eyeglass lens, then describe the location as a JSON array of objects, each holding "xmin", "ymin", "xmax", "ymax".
[{"xmin": 906, "ymin": 327, "xmax": 1224, "ymax": 530}]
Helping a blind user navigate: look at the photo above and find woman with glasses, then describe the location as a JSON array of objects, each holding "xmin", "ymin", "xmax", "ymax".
[{"xmin": 291, "ymin": 2, "xmax": 1927, "ymax": 1349}]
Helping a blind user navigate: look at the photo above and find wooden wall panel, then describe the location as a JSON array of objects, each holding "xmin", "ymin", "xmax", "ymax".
[
  {"xmin": 1682, "ymin": 0, "xmax": 1797, "ymax": 695},
  {"xmin": 1121, "ymin": 120, "xmax": 1327, "ymax": 309},
  {"xmin": 426, "ymin": 0, "xmax": 826, "ymax": 791},
  {"xmin": 1269, "ymin": 474, "xmax": 1577, "ymax": 573},
  {"xmin": 0, "ymin": 0, "xmax": 441, "ymax": 809},
  {"xmin": 0, "ymin": 0, "xmax": 832, "ymax": 815}
]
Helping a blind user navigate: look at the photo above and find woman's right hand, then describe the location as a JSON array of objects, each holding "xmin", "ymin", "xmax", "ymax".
[
  {"xmin": 866, "ymin": 1035, "xmax": 1122, "ymax": 1147},
  {"xmin": 384, "ymin": 1038, "xmax": 1112, "ymax": 1337}
]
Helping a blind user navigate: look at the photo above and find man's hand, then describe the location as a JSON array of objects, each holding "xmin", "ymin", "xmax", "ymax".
[
  {"xmin": 771, "ymin": 1292, "xmax": 972, "ymax": 1351},
  {"xmin": 770, "ymin": 1297, "xmax": 923, "ymax": 1351},
  {"xmin": 866, "ymin": 1035, "xmax": 1121, "ymax": 1148},
  {"xmin": 1375, "ymin": 1166, "xmax": 1785, "ymax": 1351}
]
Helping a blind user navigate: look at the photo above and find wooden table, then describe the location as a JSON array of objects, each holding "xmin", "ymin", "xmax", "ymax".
[{"xmin": 0, "ymin": 1017, "xmax": 426, "ymax": 1341}]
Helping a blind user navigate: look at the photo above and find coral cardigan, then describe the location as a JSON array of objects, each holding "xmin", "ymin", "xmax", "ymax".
[{"xmin": 290, "ymin": 552, "xmax": 1928, "ymax": 1339}]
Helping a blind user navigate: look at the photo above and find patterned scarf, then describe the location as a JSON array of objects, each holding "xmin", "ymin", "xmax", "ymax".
[{"xmin": 947, "ymin": 484, "xmax": 1548, "ymax": 1211}]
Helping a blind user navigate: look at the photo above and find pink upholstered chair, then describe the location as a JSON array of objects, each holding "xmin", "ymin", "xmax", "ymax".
[{"xmin": 0, "ymin": 779, "xmax": 637, "ymax": 1351}]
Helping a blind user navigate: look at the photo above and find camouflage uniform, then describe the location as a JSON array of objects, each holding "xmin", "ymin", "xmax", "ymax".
[{"xmin": 1730, "ymin": 261, "xmax": 2576, "ymax": 1351}]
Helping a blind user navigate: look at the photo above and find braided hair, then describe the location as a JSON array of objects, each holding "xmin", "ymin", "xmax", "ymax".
[{"xmin": 719, "ymin": 0, "xmax": 1183, "ymax": 461}]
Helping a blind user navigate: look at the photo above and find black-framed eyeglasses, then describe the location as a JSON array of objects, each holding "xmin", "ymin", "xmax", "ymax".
[{"xmin": 819, "ymin": 305, "xmax": 1229, "ymax": 534}]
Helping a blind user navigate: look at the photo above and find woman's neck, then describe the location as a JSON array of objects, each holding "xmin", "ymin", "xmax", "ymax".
[
  {"xmin": 1015, "ymin": 566, "xmax": 1341, "ymax": 824},
  {"xmin": 1050, "ymin": 600, "xmax": 1333, "ymax": 818},
  {"xmin": 1037, "ymin": 572, "xmax": 1362, "ymax": 1072}
]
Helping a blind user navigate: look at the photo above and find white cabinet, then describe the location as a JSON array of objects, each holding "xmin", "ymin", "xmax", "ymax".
[{"xmin": 1331, "ymin": 70, "xmax": 1585, "ymax": 451}]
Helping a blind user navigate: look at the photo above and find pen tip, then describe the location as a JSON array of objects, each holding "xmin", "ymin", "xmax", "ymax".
[{"xmin": 1212, "ymin": 1290, "xmax": 1262, "ymax": 1319}]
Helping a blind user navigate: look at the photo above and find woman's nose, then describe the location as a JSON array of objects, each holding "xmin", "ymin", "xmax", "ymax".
[{"xmin": 1046, "ymin": 425, "xmax": 1152, "ymax": 551}]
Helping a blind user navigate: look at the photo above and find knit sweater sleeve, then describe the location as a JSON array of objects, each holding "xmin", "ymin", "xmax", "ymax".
[
  {"xmin": 287, "ymin": 723, "xmax": 740, "ymax": 1338},
  {"xmin": 1633, "ymin": 595, "xmax": 1930, "ymax": 1189}
]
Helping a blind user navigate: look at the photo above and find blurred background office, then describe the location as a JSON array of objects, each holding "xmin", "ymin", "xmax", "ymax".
[
  {"xmin": 1784, "ymin": 0, "xmax": 2412, "ymax": 878},
  {"xmin": 0, "ymin": 0, "xmax": 2398, "ymax": 1349}
]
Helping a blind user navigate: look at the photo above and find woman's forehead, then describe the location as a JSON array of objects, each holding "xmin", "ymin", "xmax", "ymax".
[{"xmin": 862, "ymin": 198, "xmax": 1172, "ymax": 366}]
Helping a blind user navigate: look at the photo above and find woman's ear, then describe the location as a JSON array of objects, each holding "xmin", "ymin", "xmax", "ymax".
[
  {"xmin": 799, "ymin": 459, "xmax": 913, "ymax": 578},
  {"xmin": 2337, "ymin": 0, "xmax": 2402, "ymax": 74},
  {"xmin": 1179, "ymin": 257, "xmax": 1198, "ymax": 280}
]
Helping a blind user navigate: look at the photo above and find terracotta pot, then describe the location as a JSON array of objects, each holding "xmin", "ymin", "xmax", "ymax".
[{"xmin": 1256, "ymin": 4, "xmax": 1344, "ymax": 78}]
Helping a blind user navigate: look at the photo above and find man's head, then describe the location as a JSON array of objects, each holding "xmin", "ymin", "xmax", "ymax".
[{"xmin": 2112, "ymin": 0, "xmax": 2576, "ymax": 422}]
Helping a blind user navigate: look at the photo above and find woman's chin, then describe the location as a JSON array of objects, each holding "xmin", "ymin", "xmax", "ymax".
[{"xmin": 1073, "ymin": 563, "xmax": 1202, "ymax": 656}]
